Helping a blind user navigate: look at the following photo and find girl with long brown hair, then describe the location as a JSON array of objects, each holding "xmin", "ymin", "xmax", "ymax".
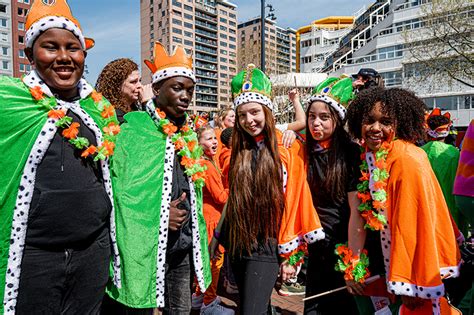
[{"xmin": 213, "ymin": 65, "xmax": 325, "ymax": 314}]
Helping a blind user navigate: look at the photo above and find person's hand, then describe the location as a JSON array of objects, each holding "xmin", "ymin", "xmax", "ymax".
[
  {"xmin": 288, "ymin": 88, "xmax": 300, "ymax": 104},
  {"xmin": 208, "ymin": 235, "xmax": 222, "ymax": 260},
  {"xmin": 282, "ymin": 130, "xmax": 297, "ymax": 148},
  {"xmin": 345, "ymin": 279, "xmax": 366, "ymax": 295},
  {"xmin": 168, "ymin": 193, "xmax": 187, "ymax": 232},
  {"xmin": 139, "ymin": 83, "xmax": 154, "ymax": 104},
  {"xmin": 401, "ymin": 295, "xmax": 425, "ymax": 310},
  {"xmin": 280, "ymin": 261, "xmax": 296, "ymax": 282}
]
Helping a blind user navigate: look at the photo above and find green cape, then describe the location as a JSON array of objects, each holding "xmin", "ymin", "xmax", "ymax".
[
  {"xmin": 0, "ymin": 74, "xmax": 121, "ymax": 314},
  {"xmin": 106, "ymin": 109, "xmax": 211, "ymax": 308}
]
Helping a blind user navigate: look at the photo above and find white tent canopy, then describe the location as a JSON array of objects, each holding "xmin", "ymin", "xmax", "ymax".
[{"xmin": 270, "ymin": 72, "xmax": 328, "ymax": 88}]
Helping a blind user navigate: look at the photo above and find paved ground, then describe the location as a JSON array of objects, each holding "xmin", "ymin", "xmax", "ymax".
[{"xmin": 191, "ymin": 277, "xmax": 305, "ymax": 315}]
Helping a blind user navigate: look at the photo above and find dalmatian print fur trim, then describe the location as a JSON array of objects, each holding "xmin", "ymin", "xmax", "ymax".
[
  {"xmin": 2, "ymin": 110, "xmax": 61, "ymax": 314},
  {"xmin": 23, "ymin": 70, "xmax": 93, "ymax": 100},
  {"xmin": 188, "ymin": 178, "xmax": 207, "ymax": 293},
  {"xmin": 3, "ymin": 77, "xmax": 122, "ymax": 313},
  {"xmin": 440, "ymin": 264, "xmax": 461, "ymax": 279},
  {"xmin": 366, "ymin": 152, "xmax": 450, "ymax": 315},
  {"xmin": 25, "ymin": 16, "xmax": 86, "ymax": 49},
  {"xmin": 154, "ymin": 136, "xmax": 175, "ymax": 307},
  {"xmin": 234, "ymin": 92, "xmax": 274, "ymax": 112},
  {"xmin": 278, "ymin": 228, "xmax": 325, "ymax": 255},
  {"xmin": 152, "ymin": 67, "xmax": 196, "ymax": 84},
  {"xmin": 308, "ymin": 95, "xmax": 346, "ymax": 120}
]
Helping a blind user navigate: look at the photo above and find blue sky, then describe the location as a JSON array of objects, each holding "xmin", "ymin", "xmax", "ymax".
[{"xmin": 69, "ymin": 0, "xmax": 370, "ymax": 83}]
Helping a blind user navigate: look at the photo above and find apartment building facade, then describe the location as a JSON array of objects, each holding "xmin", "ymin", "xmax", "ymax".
[
  {"xmin": 297, "ymin": 16, "xmax": 354, "ymax": 73},
  {"xmin": 238, "ymin": 17, "xmax": 297, "ymax": 76},
  {"xmin": 325, "ymin": 0, "xmax": 473, "ymax": 128},
  {"xmin": 0, "ymin": 0, "xmax": 30, "ymax": 77},
  {"xmin": 140, "ymin": 0, "xmax": 238, "ymax": 113}
]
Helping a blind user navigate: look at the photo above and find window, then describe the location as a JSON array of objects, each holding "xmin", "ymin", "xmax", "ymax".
[
  {"xmin": 184, "ymin": 13, "xmax": 193, "ymax": 20},
  {"xmin": 220, "ymin": 49, "xmax": 227, "ymax": 55},
  {"xmin": 173, "ymin": 36, "xmax": 182, "ymax": 44},
  {"xmin": 184, "ymin": 40, "xmax": 193, "ymax": 46},
  {"xmin": 220, "ymin": 10, "xmax": 227, "ymax": 16},
  {"xmin": 220, "ymin": 25, "xmax": 227, "ymax": 31},
  {"xmin": 18, "ymin": 22, "xmax": 25, "ymax": 30},
  {"xmin": 229, "ymin": 44, "xmax": 235, "ymax": 49},
  {"xmin": 229, "ymin": 13, "xmax": 236, "ymax": 19},
  {"xmin": 2, "ymin": 60, "xmax": 8, "ymax": 70},
  {"xmin": 0, "ymin": 18, "xmax": 7, "ymax": 28},
  {"xmin": 0, "ymin": 32, "xmax": 7, "ymax": 42},
  {"xmin": 19, "ymin": 49, "xmax": 25, "ymax": 58},
  {"xmin": 19, "ymin": 63, "xmax": 25, "ymax": 72},
  {"xmin": 220, "ymin": 65, "xmax": 228, "ymax": 70},
  {"xmin": 435, "ymin": 96, "xmax": 458, "ymax": 111},
  {"xmin": 184, "ymin": 31, "xmax": 193, "ymax": 38},
  {"xmin": 229, "ymin": 21, "xmax": 236, "ymax": 27},
  {"xmin": 184, "ymin": 22, "xmax": 193, "ymax": 29},
  {"xmin": 220, "ymin": 41, "xmax": 227, "ymax": 47},
  {"xmin": 172, "ymin": 18, "xmax": 181, "ymax": 25},
  {"xmin": 0, "ymin": 4, "xmax": 6, "ymax": 13},
  {"xmin": 220, "ymin": 57, "xmax": 227, "ymax": 63},
  {"xmin": 184, "ymin": 4, "xmax": 192, "ymax": 11},
  {"xmin": 220, "ymin": 17, "xmax": 227, "ymax": 24},
  {"xmin": 1, "ymin": 46, "xmax": 8, "ymax": 55},
  {"xmin": 172, "ymin": 27, "xmax": 182, "ymax": 35},
  {"xmin": 220, "ymin": 34, "xmax": 227, "ymax": 39}
]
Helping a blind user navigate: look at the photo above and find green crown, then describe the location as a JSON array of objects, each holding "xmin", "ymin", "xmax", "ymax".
[
  {"xmin": 231, "ymin": 64, "xmax": 272, "ymax": 99},
  {"xmin": 312, "ymin": 76, "xmax": 354, "ymax": 107}
]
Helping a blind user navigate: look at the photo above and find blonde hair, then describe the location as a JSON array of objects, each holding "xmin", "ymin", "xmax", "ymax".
[{"xmin": 215, "ymin": 107, "xmax": 234, "ymax": 129}]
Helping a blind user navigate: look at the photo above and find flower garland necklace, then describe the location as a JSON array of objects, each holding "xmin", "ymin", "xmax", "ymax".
[
  {"xmin": 152, "ymin": 107, "xmax": 206, "ymax": 189},
  {"xmin": 357, "ymin": 141, "xmax": 392, "ymax": 231},
  {"xmin": 30, "ymin": 86, "xmax": 120, "ymax": 161},
  {"xmin": 334, "ymin": 141, "xmax": 392, "ymax": 284}
]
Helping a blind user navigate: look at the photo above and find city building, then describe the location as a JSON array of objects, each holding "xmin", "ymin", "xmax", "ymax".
[
  {"xmin": 296, "ymin": 16, "xmax": 354, "ymax": 73},
  {"xmin": 0, "ymin": 0, "xmax": 31, "ymax": 77},
  {"xmin": 238, "ymin": 17, "xmax": 297, "ymax": 76},
  {"xmin": 140, "ymin": 0, "xmax": 238, "ymax": 113},
  {"xmin": 324, "ymin": 0, "xmax": 473, "ymax": 128}
]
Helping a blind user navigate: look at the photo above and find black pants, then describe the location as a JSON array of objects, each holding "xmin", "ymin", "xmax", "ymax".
[
  {"xmin": 16, "ymin": 229, "xmax": 111, "ymax": 315},
  {"xmin": 231, "ymin": 257, "xmax": 280, "ymax": 315},
  {"xmin": 304, "ymin": 240, "xmax": 358, "ymax": 315}
]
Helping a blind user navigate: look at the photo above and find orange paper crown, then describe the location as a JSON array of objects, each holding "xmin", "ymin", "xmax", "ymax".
[
  {"xmin": 145, "ymin": 42, "xmax": 193, "ymax": 74},
  {"xmin": 25, "ymin": 0, "xmax": 94, "ymax": 49}
]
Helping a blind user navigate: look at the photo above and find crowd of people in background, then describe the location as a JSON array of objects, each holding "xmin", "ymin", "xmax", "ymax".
[{"xmin": 0, "ymin": 1, "xmax": 472, "ymax": 315}]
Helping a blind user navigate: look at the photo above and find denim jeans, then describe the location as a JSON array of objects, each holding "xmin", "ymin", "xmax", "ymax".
[
  {"xmin": 162, "ymin": 250, "xmax": 193, "ymax": 315},
  {"xmin": 16, "ymin": 228, "xmax": 111, "ymax": 315}
]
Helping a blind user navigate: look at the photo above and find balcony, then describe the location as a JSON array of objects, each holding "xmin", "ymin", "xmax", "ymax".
[
  {"xmin": 195, "ymin": 11, "xmax": 217, "ymax": 23},
  {"xmin": 195, "ymin": 61, "xmax": 217, "ymax": 71},
  {"xmin": 195, "ymin": 44, "xmax": 217, "ymax": 55},
  {"xmin": 195, "ymin": 2, "xmax": 217, "ymax": 16},
  {"xmin": 195, "ymin": 28, "xmax": 217, "ymax": 39},
  {"xmin": 195, "ymin": 35, "xmax": 217, "ymax": 47},
  {"xmin": 195, "ymin": 53, "xmax": 217, "ymax": 63},
  {"xmin": 195, "ymin": 20, "xmax": 217, "ymax": 31}
]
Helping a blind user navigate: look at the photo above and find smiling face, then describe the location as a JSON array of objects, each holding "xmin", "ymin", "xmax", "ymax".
[
  {"xmin": 307, "ymin": 101, "xmax": 336, "ymax": 141},
  {"xmin": 155, "ymin": 76, "xmax": 194, "ymax": 118},
  {"xmin": 223, "ymin": 110, "xmax": 235, "ymax": 128},
  {"xmin": 199, "ymin": 129, "xmax": 218, "ymax": 157},
  {"xmin": 121, "ymin": 70, "xmax": 142, "ymax": 107},
  {"xmin": 26, "ymin": 28, "xmax": 86, "ymax": 100},
  {"xmin": 361, "ymin": 102, "xmax": 396, "ymax": 151},
  {"xmin": 237, "ymin": 102, "xmax": 266, "ymax": 137}
]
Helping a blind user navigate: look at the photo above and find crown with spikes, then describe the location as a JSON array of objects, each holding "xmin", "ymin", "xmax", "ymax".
[
  {"xmin": 231, "ymin": 64, "xmax": 274, "ymax": 111},
  {"xmin": 25, "ymin": 0, "xmax": 94, "ymax": 50},
  {"xmin": 144, "ymin": 41, "xmax": 195, "ymax": 84},
  {"xmin": 426, "ymin": 108, "xmax": 452, "ymax": 139},
  {"xmin": 307, "ymin": 76, "xmax": 355, "ymax": 120}
]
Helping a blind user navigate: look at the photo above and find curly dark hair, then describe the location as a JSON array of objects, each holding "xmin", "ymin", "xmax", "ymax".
[
  {"xmin": 347, "ymin": 87, "xmax": 427, "ymax": 143},
  {"xmin": 427, "ymin": 115, "xmax": 450, "ymax": 131},
  {"xmin": 95, "ymin": 58, "xmax": 138, "ymax": 113}
]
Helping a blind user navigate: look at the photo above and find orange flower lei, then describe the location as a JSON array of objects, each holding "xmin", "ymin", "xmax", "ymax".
[
  {"xmin": 356, "ymin": 142, "xmax": 391, "ymax": 231},
  {"xmin": 335, "ymin": 244, "xmax": 370, "ymax": 283},
  {"xmin": 31, "ymin": 88, "xmax": 120, "ymax": 161},
  {"xmin": 152, "ymin": 108, "xmax": 206, "ymax": 188}
]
